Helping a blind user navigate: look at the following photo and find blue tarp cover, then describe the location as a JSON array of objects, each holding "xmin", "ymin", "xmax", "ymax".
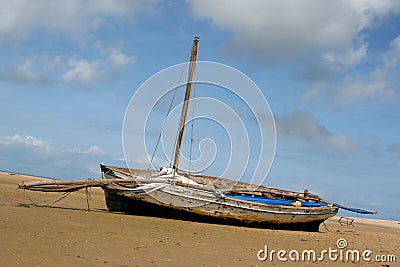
[
  {"xmin": 226, "ymin": 194, "xmax": 327, "ymax": 207},
  {"xmin": 226, "ymin": 194, "xmax": 376, "ymax": 214}
]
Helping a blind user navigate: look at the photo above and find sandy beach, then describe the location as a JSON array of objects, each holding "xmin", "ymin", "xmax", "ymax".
[{"xmin": 0, "ymin": 171, "xmax": 399, "ymax": 266}]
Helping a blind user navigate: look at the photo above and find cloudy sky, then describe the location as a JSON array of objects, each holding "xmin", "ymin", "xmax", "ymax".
[{"xmin": 0, "ymin": 0, "xmax": 399, "ymax": 220}]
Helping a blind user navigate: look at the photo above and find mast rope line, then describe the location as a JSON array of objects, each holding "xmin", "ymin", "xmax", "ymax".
[
  {"xmin": 188, "ymin": 69, "xmax": 197, "ymax": 174},
  {"xmin": 148, "ymin": 42, "xmax": 192, "ymax": 170}
]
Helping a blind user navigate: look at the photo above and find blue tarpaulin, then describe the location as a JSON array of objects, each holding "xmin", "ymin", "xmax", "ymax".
[
  {"xmin": 226, "ymin": 194, "xmax": 327, "ymax": 207},
  {"xmin": 226, "ymin": 194, "xmax": 376, "ymax": 214}
]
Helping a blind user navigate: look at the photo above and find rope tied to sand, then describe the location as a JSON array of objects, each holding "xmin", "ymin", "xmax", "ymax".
[{"xmin": 21, "ymin": 185, "xmax": 72, "ymax": 208}]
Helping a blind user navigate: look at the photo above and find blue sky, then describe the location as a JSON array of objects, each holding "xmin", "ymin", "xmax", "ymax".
[{"xmin": 0, "ymin": 1, "xmax": 399, "ymax": 220}]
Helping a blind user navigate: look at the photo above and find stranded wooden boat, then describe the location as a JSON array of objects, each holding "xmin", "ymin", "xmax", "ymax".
[
  {"xmin": 100, "ymin": 164, "xmax": 339, "ymax": 231},
  {"xmin": 19, "ymin": 37, "xmax": 375, "ymax": 231}
]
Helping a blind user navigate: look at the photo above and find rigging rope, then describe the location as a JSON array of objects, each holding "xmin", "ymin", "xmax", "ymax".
[
  {"xmin": 148, "ymin": 49, "xmax": 191, "ymax": 170},
  {"xmin": 169, "ymin": 47, "xmax": 194, "ymax": 169},
  {"xmin": 188, "ymin": 82, "xmax": 197, "ymax": 173},
  {"xmin": 147, "ymin": 86, "xmax": 179, "ymax": 170}
]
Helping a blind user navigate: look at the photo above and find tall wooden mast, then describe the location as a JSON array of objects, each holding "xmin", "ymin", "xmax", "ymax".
[{"xmin": 172, "ymin": 36, "xmax": 200, "ymax": 173}]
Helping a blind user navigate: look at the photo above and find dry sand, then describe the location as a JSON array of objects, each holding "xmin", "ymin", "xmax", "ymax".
[{"xmin": 0, "ymin": 171, "xmax": 399, "ymax": 266}]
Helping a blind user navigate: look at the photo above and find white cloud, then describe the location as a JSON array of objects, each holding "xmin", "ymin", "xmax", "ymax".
[
  {"xmin": 332, "ymin": 75, "xmax": 395, "ymax": 106},
  {"xmin": 109, "ymin": 48, "xmax": 136, "ymax": 66},
  {"xmin": 328, "ymin": 134, "xmax": 357, "ymax": 153},
  {"xmin": 0, "ymin": 134, "xmax": 52, "ymax": 150},
  {"xmin": 302, "ymin": 34, "xmax": 400, "ymax": 106},
  {"xmin": 61, "ymin": 47, "xmax": 135, "ymax": 84},
  {"xmin": 190, "ymin": 0, "xmax": 400, "ymax": 65},
  {"xmin": 384, "ymin": 35, "xmax": 400, "ymax": 69},
  {"xmin": 322, "ymin": 43, "xmax": 368, "ymax": 69},
  {"xmin": 0, "ymin": 54, "xmax": 62, "ymax": 85},
  {"xmin": 62, "ymin": 56, "xmax": 101, "ymax": 84},
  {"xmin": 0, "ymin": 134, "xmax": 115, "ymax": 179},
  {"xmin": 0, "ymin": 46, "xmax": 135, "ymax": 86},
  {"xmin": 276, "ymin": 110, "xmax": 357, "ymax": 155},
  {"xmin": 329, "ymin": 34, "xmax": 400, "ymax": 106},
  {"xmin": 71, "ymin": 145, "xmax": 105, "ymax": 156},
  {"xmin": 0, "ymin": 134, "xmax": 55, "ymax": 167},
  {"xmin": 0, "ymin": 0, "xmax": 159, "ymax": 42},
  {"xmin": 85, "ymin": 145, "xmax": 105, "ymax": 155}
]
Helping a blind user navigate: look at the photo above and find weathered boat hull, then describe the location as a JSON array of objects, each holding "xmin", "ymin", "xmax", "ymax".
[
  {"xmin": 101, "ymin": 165, "xmax": 338, "ymax": 231},
  {"xmin": 104, "ymin": 190, "xmax": 335, "ymax": 231}
]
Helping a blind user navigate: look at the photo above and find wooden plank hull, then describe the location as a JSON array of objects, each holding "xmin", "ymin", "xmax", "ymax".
[{"xmin": 101, "ymin": 165, "xmax": 338, "ymax": 231}]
